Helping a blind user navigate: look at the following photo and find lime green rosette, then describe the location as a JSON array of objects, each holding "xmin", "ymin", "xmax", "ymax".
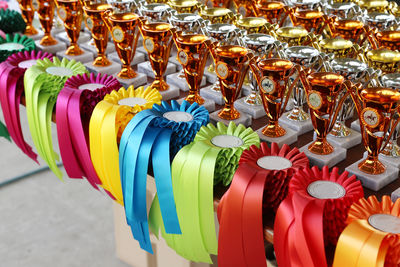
[
  {"xmin": 149, "ymin": 122, "xmax": 260, "ymax": 263},
  {"xmin": 0, "ymin": 34, "xmax": 35, "ymax": 62},
  {"xmin": 0, "ymin": 121, "xmax": 10, "ymax": 141},
  {"xmin": 24, "ymin": 57, "xmax": 88, "ymax": 179},
  {"xmin": 0, "ymin": 9, "xmax": 26, "ymax": 34}
]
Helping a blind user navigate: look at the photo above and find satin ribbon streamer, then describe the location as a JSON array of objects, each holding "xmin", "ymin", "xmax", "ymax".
[
  {"xmin": 333, "ymin": 195, "xmax": 400, "ymax": 267},
  {"xmin": 149, "ymin": 122, "xmax": 260, "ymax": 263},
  {"xmin": 218, "ymin": 142, "xmax": 309, "ymax": 267},
  {"xmin": 89, "ymin": 86, "xmax": 161, "ymax": 203},
  {"xmin": 56, "ymin": 73, "xmax": 121, "ymax": 189},
  {"xmin": 24, "ymin": 57, "xmax": 87, "ymax": 179},
  {"xmin": 119, "ymin": 100, "xmax": 209, "ymax": 253},
  {"xmin": 274, "ymin": 166, "xmax": 364, "ymax": 267},
  {"xmin": 0, "ymin": 34, "xmax": 35, "ymax": 62},
  {"xmin": 0, "ymin": 50, "xmax": 52, "ymax": 162},
  {"xmin": 0, "ymin": 9, "xmax": 26, "ymax": 34}
]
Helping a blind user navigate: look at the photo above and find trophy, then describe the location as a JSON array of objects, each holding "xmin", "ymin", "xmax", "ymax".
[
  {"xmin": 363, "ymin": 12, "xmax": 398, "ymax": 31},
  {"xmin": 365, "ymin": 26, "xmax": 400, "ymax": 51},
  {"xmin": 288, "ymin": 8, "xmax": 326, "ymax": 35},
  {"xmin": 103, "ymin": 10, "xmax": 141, "ymax": 79},
  {"xmin": 274, "ymin": 26, "xmax": 311, "ymax": 47},
  {"xmin": 233, "ymin": 16, "xmax": 269, "ymax": 34},
  {"xmin": 138, "ymin": 19, "xmax": 174, "ymax": 92},
  {"xmin": 107, "ymin": 0, "xmax": 142, "ymax": 13},
  {"xmin": 317, "ymin": 38, "xmax": 362, "ymax": 58},
  {"xmin": 17, "ymin": 0, "xmax": 39, "ymax": 35},
  {"xmin": 250, "ymin": 0, "xmax": 289, "ymax": 27},
  {"xmin": 325, "ymin": 16, "xmax": 367, "ymax": 45},
  {"xmin": 138, "ymin": 3, "xmax": 171, "ymax": 22},
  {"xmin": 366, "ymin": 48, "xmax": 400, "ymax": 73},
  {"xmin": 172, "ymin": 30, "xmax": 210, "ymax": 104},
  {"xmin": 198, "ymin": 7, "xmax": 234, "ymax": 24},
  {"xmin": 56, "ymin": 0, "xmax": 84, "ymax": 56},
  {"xmin": 37, "ymin": 0, "xmax": 58, "ymax": 46},
  {"xmin": 289, "ymin": 0, "xmax": 321, "ymax": 11},
  {"xmin": 206, "ymin": 0, "xmax": 230, "ymax": 8},
  {"xmin": 231, "ymin": 0, "xmax": 255, "ymax": 16},
  {"xmin": 358, "ymin": 0, "xmax": 388, "ymax": 13},
  {"xmin": 168, "ymin": 0, "xmax": 201, "ymax": 13},
  {"xmin": 324, "ymin": 2, "xmax": 363, "ymax": 19}
]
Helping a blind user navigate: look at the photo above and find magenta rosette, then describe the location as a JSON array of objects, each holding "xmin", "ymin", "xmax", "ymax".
[{"xmin": 55, "ymin": 72, "xmax": 121, "ymax": 188}]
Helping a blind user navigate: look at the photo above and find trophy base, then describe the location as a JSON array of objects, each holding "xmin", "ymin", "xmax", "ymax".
[
  {"xmin": 156, "ymin": 84, "xmax": 180, "ymax": 101},
  {"xmin": 241, "ymin": 84, "xmax": 252, "ymax": 96},
  {"xmin": 326, "ymin": 129, "xmax": 362, "ymax": 149},
  {"xmin": 137, "ymin": 61, "xmax": 176, "ymax": 79},
  {"xmin": 85, "ymin": 61, "xmax": 121, "ymax": 75},
  {"xmin": 279, "ymin": 112, "xmax": 313, "ymax": 135},
  {"xmin": 109, "ymin": 52, "xmax": 145, "ymax": 67},
  {"xmin": 57, "ymin": 50, "xmax": 93, "ymax": 64},
  {"xmin": 81, "ymin": 41, "xmax": 115, "ymax": 56},
  {"xmin": 300, "ymin": 142, "xmax": 347, "ymax": 168},
  {"xmin": 25, "ymin": 31, "xmax": 44, "ymax": 41},
  {"xmin": 169, "ymin": 56, "xmax": 183, "ymax": 71},
  {"xmin": 166, "ymin": 73, "xmax": 207, "ymax": 92},
  {"xmin": 346, "ymin": 158, "xmax": 399, "ymax": 191},
  {"xmin": 209, "ymin": 110, "xmax": 252, "ymax": 127},
  {"xmin": 177, "ymin": 97, "xmax": 215, "ymax": 113},
  {"xmin": 35, "ymin": 40, "xmax": 67, "ymax": 55},
  {"xmin": 51, "ymin": 26, "xmax": 65, "ymax": 35},
  {"xmin": 56, "ymin": 32, "xmax": 91, "ymax": 45},
  {"xmin": 256, "ymin": 125, "xmax": 298, "ymax": 147},
  {"xmin": 200, "ymin": 85, "xmax": 225, "ymax": 106},
  {"xmin": 362, "ymin": 151, "xmax": 400, "ymax": 169},
  {"xmin": 391, "ymin": 188, "xmax": 400, "ymax": 202},
  {"xmin": 351, "ymin": 120, "xmax": 361, "ymax": 132},
  {"xmin": 234, "ymin": 97, "xmax": 266, "ymax": 119},
  {"xmin": 136, "ymin": 46, "xmax": 148, "ymax": 60},
  {"xmin": 114, "ymin": 72, "xmax": 147, "ymax": 89},
  {"xmin": 204, "ymin": 69, "xmax": 218, "ymax": 84}
]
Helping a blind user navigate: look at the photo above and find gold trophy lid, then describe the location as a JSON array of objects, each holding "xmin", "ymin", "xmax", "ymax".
[
  {"xmin": 335, "ymin": 20, "xmax": 364, "ymax": 29},
  {"xmin": 360, "ymin": 87, "xmax": 400, "ymax": 103},
  {"xmin": 376, "ymin": 31, "xmax": 400, "ymax": 42},
  {"xmin": 256, "ymin": 0, "xmax": 285, "ymax": 10},
  {"xmin": 367, "ymin": 49, "xmax": 400, "ymax": 63},
  {"xmin": 84, "ymin": 3, "xmax": 111, "ymax": 11},
  {"xmin": 258, "ymin": 58, "xmax": 293, "ymax": 71},
  {"xmin": 320, "ymin": 38, "xmax": 353, "ymax": 50},
  {"xmin": 276, "ymin": 26, "xmax": 308, "ymax": 38},
  {"xmin": 294, "ymin": 9, "xmax": 324, "ymax": 19},
  {"xmin": 235, "ymin": 17, "xmax": 268, "ymax": 29},
  {"xmin": 307, "ymin": 72, "xmax": 344, "ymax": 86},
  {"xmin": 199, "ymin": 7, "xmax": 232, "ymax": 17},
  {"xmin": 109, "ymin": 12, "xmax": 139, "ymax": 21},
  {"xmin": 359, "ymin": 0, "xmax": 388, "ymax": 9},
  {"xmin": 141, "ymin": 22, "xmax": 172, "ymax": 32},
  {"xmin": 215, "ymin": 45, "xmax": 248, "ymax": 57},
  {"xmin": 168, "ymin": 0, "xmax": 198, "ymax": 7},
  {"xmin": 176, "ymin": 33, "xmax": 208, "ymax": 44}
]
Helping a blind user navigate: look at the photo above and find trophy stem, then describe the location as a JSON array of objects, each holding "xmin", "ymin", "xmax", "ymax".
[
  {"xmin": 308, "ymin": 137, "xmax": 335, "ymax": 155},
  {"xmin": 25, "ymin": 24, "xmax": 39, "ymax": 35},
  {"xmin": 287, "ymin": 106, "xmax": 309, "ymax": 121},
  {"xmin": 358, "ymin": 155, "xmax": 386, "ymax": 175},
  {"xmin": 381, "ymin": 141, "xmax": 400, "ymax": 157},
  {"xmin": 218, "ymin": 104, "xmax": 241, "ymax": 120},
  {"xmin": 185, "ymin": 91, "xmax": 205, "ymax": 105},
  {"xmin": 330, "ymin": 121, "xmax": 351, "ymax": 138},
  {"xmin": 262, "ymin": 121, "xmax": 286, "ymax": 137},
  {"xmin": 20, "ymin": 6, "xmax": 38, "ymax": 35},
  {"xmin": 149, "ymin": 78, "xmax": 169, "ymax": 92},
  {"xmin": 38, "ymin": 0, "xmax": 58, "ymax": 46},
  {"xmin": 93, "ymin": 55, "xmax": 111, "ymax": 66},
  {"xmin": 66, "ymin": 43, "xmax": 84, "ymax": 56},
  {"xmin": 118, "ymin": 65, "xmax": 137, "ymax": 80}
]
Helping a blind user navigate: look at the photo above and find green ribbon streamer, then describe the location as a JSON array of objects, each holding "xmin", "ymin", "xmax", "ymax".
[
  {"xmin": 24, "ymin": 57, "xmax": 87, "ymax": 179},
  {"xmin": 0, "ymin": 121, "xmax": 10, "ymax": 141},
  {"xmin": 149, "ymin": 122, "xmax": 260, "ymax": 263},
  {"xmin": 0, "ymin": 9, "xmax": 26, "ymax": 34},
  {"xmin": 0, "ymin": 34, "xmax": 35, "ymax": 62}
]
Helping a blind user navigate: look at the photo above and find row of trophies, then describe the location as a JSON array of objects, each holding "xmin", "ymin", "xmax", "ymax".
[{"xmin": 16, "ymin": 0, "xmax": 400, "ymax": 191}]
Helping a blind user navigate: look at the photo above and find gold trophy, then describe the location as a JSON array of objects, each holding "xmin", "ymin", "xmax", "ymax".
[
  {"xmin": 288, "ymin": 8, "xmax": 326, "ymax": 35},
  {"xmin": 274, "ymin": 26, "xmax": 311, "ymax": 46},
  {"xmin": 83, "ymin": 3, "xmax": 112, "ymax": 66},
  {"xmin": 366, "ymin": 48, "xmax": 400, "ymax": 73},
  {"xmin": 233, "ymin": 16, "xmax": 269, "ymax": 34},
  {"xmin": 358, "ymin": 0, "xmax": 388, "ymax": 13},
  {"xmin": 56, "ymin": 0, "xmax": 84, "ymax": 56},
  {"xmin": 138, "ymin": 19, "xmax": 174, "ymax": 91},
  {"xmin": 37, "ymin": 0, "xmax": 58, "ymax": 46},
  {"xmin": 317, "ymin": 38, "xmax": 360, "ymax": 58},
  {"xmin": 199, "ymin": 7, "xmax": 233, "ymax": 24},
  {"xmin": 168, "ymin": 0, "xmax": 201, "ymax": 13},
  {"xmin": 172, "ymin": 30, "xmax": 210, "ymax": 104},
  {"xmin": 208, "ymin": 44, "xmax": 253, "ymax": 120},
  {"xmin": 103, "ymin": 10, "xmax": 140, "ymax": 79},
  {"xmin": 250, "ymin": 0, "xmax": 289, "ymax": 27},
  {"xmin": 18, "ymin": 0, "xmax": 39, "ymax": 35}
]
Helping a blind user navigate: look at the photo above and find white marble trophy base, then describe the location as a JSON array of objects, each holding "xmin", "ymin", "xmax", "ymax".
[
  {"xmin": 256, "ymin": 125, "xmax": 298, "ymax": 147},
  {"xmin": 279, "ymin": 112, "xmax": 314, "ymax": 135},
  {"xmin": 156, "ymin": 84, "xmax": 180, "ymax": 101},
  {"xmin": 136, "ymin": 46, "xmax": 148, "ymax": 60},
  {"xmin": 56, "ymin": 32, "xmax": 91, "ymax": 44},
  {"xmin": 85, "ymin": 61, "xmax": 121, "ymax": 75},
  {"xmin": 209, "ymin": 110, "xmax": 252, "ymax": 127},
  {"xmin": 109, "ymin": 51, "xmax": 145, "ymax": 66},
  {"xmin": 34, "ymin": 40, "xmax": 67, "ymax": 54},
  {"xmin": 204, "ymin": 69, "xmax": 218, "ymax": 84},
  {"xmin": 114, "ymin": 72, "xmax": 147, "ymax": 89},
  {"xmin": 300, "ymin": 142, "xmax": 347, "ymax": 168},
  {"xmin": 25, "ymin": 31, "xmax": 44, "ymax": 41},
  {"xmin": 351, "ymin": 120, "xmax": 361, "ymax": 132},
  {"xmin": 51, "ymin": 26, "xmax": 65, "ymax": 35},
  {"xmin": 200, "ymin": 85, "xmax": 225, "ymax": 105},
  {"xmin": 241, "ymin": 84, "xmax": 252, "ymax": 96},
  {"xmin": 362, "ymin": 151, "xmax": 400, "ymax": 169},
  {"xmin": 346, "ymin": 158, "xmax": 399, "ymax": 191},
  {"xmin": 56, "ymin": 50, "xmax": 93, "ymax": 63},
  {"xmin": 81, "ymin": 41, "xmax": 115, "ymax": 55},
  {"xmin": 166, "ymin": 73, "xmax": 207, "ymax": 92},
  {"xmin": 177, "ymin": 98, "xmax": 215, "ymax": 113},
  {"xmin": 326, "ymin": 130, "xmax": 362, "ymax": 149},
  {"xmin": 169, "ymin": 56, "xmax": 183, "ymax": 70},
  {"xmin": 137, "ymin": 61, "xmax": 176, "ymax": 79},
  {"xmin": 391, "ymin": 188, "xmax": 400, "ymax": 202},
  {"xmin": 234, "ymin": 98, "xmax": 266, "ymax": 119}
]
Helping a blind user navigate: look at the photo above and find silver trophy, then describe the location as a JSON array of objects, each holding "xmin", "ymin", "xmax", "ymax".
[
  {"xmin": 288, "ymin": 0, "xmax": 322, "ymax": 10},
  {"xmin": 107, "ymin": 0, "xmax": 143, "ymax": 13},
  {"xmin": 363, "ymin": 12, "xmax": 399, "ymax": 31},
  {"xmin": 324, "ymin": 1, "xmax": 363, "ymax": 20},
  {"xmin": 138, "ymin": 3, "xmax": 172, "ymax": 22}
]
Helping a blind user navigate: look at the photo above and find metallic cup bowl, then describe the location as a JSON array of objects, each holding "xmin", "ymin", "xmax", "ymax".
[
  {"xmin": 276, "ymin": 26, "xmax": 309, "ymax": 46},
  {"xmin": 366, "ymin": 48, "xmax": 400, "ymax": 73}
]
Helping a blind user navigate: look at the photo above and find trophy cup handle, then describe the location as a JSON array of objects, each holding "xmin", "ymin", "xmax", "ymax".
[
  {"xmin": 279, "ymin": 6, "xmax": 290, "ymax": 28},
  {"xmin": 248, "ymin": 55, "xmax": 262, "ymax": 84},
  {"xmin": 307, "ymin": 32, "xmax": 322, "ymax": 50},
  {"xmin": 281, "ymin": 65, "xmax": 300, "ymax": 117},
  {"xmin": 205, "ymin": 40, "xmax": 218, "ymax": 61},
  {"xmin": 363, "ymin": 25, "xmax": 379, "ymax": 50},
  {"xmin": 287, "ymin": 7, "xmax": 296, "ymax": 25},
  {"xmin": 297, "ymin": 65, "xmax": 312, "ymax": 95},
  {"xmin": 328, "ymin": 87, "xmax": 351, "ymax": 133},
  {"xmin": 101, "ymin": 9, "xmax": 112, "ymax": 31},
  {"xmin": 380, "ymin": 113, "xmax": 400, "ymax": 153}
]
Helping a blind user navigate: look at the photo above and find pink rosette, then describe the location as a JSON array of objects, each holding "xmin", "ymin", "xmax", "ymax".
[
  {"xmin": 56, "ymin": 72, "xmax": 121, "ymax": 189},
  {"xmin": 0, "ymin": 2, "xmax": 8, "ymax": 10},
  {"xmin": 0, "ymin": 50, "xmax": 52, "ymax": 162}
]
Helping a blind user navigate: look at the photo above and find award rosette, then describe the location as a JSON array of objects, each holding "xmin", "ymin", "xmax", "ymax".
[
  {"xmin": 217, "ymin": 142, "xmax": 309, "ymax": 267},
  {"xmin": 89, "ymin": 86, "xmax": 161, "ymax": 203},
  {"xmin": 333, "ymin": 195, "xmax": 400, "ymax": 267},
  {"xmin": 56, "ymin": 73, "xmax": 121, "ymax": 189},
  {"xmin": 24, "ymin": 57, "xmax": 87, "ymax": 179},
  {"xmin": 0, "ymin": 121, "xmax": 9, "ymax": 140},
  {"xmin": 274, "ymin": 166, "xmax": 364, "ymax": 267},
  {"xmin": 119, "ymin": 100, "xmax": 209, "ymax": 253},
  {"xmin": 0, "ymin": 34, "xmax": 35, "ymax": 62},
  {"xmin": 0, "ymin": 50, "xmax": 52, "ymax": 162},
  {"xmin": 149, "ymin": 122, "xmax": 260, "ymax": 263},
  {"xmin": 0, "ymin": 9, "xmax": 26, "ymax": 34}
]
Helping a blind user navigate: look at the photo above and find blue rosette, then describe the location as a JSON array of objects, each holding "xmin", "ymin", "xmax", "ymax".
[{"xmin": 119, "ymin": 100, "xmax": 209, "ymax": 253}]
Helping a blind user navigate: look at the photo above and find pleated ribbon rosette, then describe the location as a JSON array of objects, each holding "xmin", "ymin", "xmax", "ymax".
[
  {"xmin": 0, "ymin": 51, "xmax": 53, "ymax": 162},
  {"xmin": 56, "ymin": 73, "xmax": 121, "ymax": 189},
  {"xmin": 333, "ymin": 195, "xmax": 400, "ymax": 267},
  {"xmin": 119, "ymin": 100, "xmax": 209, "ymax": 253},
  {"xmin": 274, "ymin": 166, "xmax": 364, "ymax": 267},
  {"xmin": 149, "ymin": 122, "xmax": 260, "ymax": 263},
  {"xmin": 217, "ymin": 142, "xmax": 309, "ymax": 267},
  {"xmin": 0, "ymin": 34, "xmax": 35, "ymax": 62},
  {"xmin": 89, "ymin": 86, "xmax": 161, "ymax": 203},
  {"xmin": 0, "ymin": 121, "xmax": 9, "ymax": 140},
  {"xmin": 24, "ymin": 57, "xmax": 87, "ymax": 178},
  {"xmin": 0, "ymin": 9, "xmax": 26, "ymax": 34}
]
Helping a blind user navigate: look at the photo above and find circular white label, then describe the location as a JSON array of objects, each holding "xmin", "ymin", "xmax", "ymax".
[
  {"xmin": 144, "ymin": 38, "xmax": 155, "ymax": 53},
  {"xmin": 58, "ymin": 7, "xmax": 67, "ymax": 21},
  {"xmin": 368, "ymin": 214, "xmax": 400, "ymax": 234},
  {"xmin": 86, "ymin": 17, "xmax": 94, "ymax": 30},
  {"xmin": 210, "ymin": 135, "xmax": 244, "ymax": 148},
  {"xmin": 178, "ymin": 50, "xmax": 188, "ymax": 65},
  {"xmin": 78, "ymin": 83, "xmax": 105, "ymax": 91},
  {"xmin": 18, "ymin": 59, "xmax": 38, "ymax": 69},
  {"xmin": 257, "ymin": 156, "xmax": 293, "ymax": 170},
  {"xmin": 118, "ymin": 97, "xmax": 147, "ymax": 107},
  {"xmin": 113, "ymin": 27, "xmax": 124, "ymax": 42},
  {"xmin": 362, "ymin": 108, "xmax": 379, "ymax": 128},
  {"xmin": 0, "ymin": 43, "xmax": 25, "ymax": 51},
  {"xmin": 307, "ymin": 180, "xmax": 346, "ymax": 199},
  {"xmin": 308, "ymin": 92, "xmax": 322, "ymax": 109},
  {"xmin": 163, "ymin": 111, "xmax": 193, "ymax": 122},
  {"xmin": 45, "ymin": 66, "xmax": 73, "ymax": 77},
  {"xmin": 216, "ymin": 62, "xmax": 229, "ymax": 79},
  {"xmin": 32, "ymin": 0, "xmax": 39, "ymax": 10},
  {"xmin": 260, "ymin": 77, "xmax": 275, "ymax": 94}
]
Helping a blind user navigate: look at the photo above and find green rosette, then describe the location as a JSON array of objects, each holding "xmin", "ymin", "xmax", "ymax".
[
  {"xmin": 149, "ymin": 122, "xmax": 260, "ymax": 263},
  {"xmin": 0, "ymin": 34, "xmax": 35, "ymax": 62},
  {"xmin": 0, "ymin": 121, "xmax": 10, "ymax": 141},
  {"xmin": 24, "ymin": 57, "xmax": 88, "ymax": 179},
  {"xmin": 0, "ymin": 9, "xmax": 26, "ymax": 34}
]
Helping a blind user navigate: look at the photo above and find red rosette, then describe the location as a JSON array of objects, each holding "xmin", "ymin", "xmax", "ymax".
[
  {"xmin": 218, "ymin": 142, "xmax": 309, "ymax": 267},
  {"xmin": 274, "ymin": 166, "xmax": 364, "ymax": 267},
  {"xmin": 56, "ymin": 73, "xmax": 120, "ymax": 189},
  {"xmin": 0, "ymin": 50, "xmax": 52, "ymax": 162}
]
